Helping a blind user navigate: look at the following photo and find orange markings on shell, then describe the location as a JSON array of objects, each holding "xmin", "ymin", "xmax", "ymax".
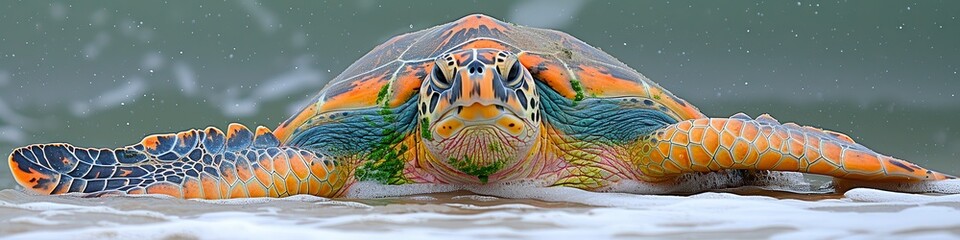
[
  {"xmin": 466, "ymin": 40, "xmax": 506, "ymax": 52},
  {"xmin": 435, "ymin": 14, "xmax": 509, "ymax": 52},
  {"xmin": 274, "ymin": 104, "xmax": 316, "ymax": 143},
  {"xmin": 518, "ymin": 53, "xmax": 578, "ymax": 99},
  {"xmin": 575, "ymin": 64, "xmax": 646, "ymax": 96},
  {"xmin": 390, "ymin": 63, "xmax": 432, "ymax": 107},
  {"xmin": 321, "ymin": 75, "xmax": 389, "ymax": 112}
]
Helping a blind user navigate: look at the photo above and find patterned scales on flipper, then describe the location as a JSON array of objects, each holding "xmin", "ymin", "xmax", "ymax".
[
  {"xmin": 8, "ymin": 124, "xmax": 348, "ymax": 199},
  {"xmin": 637, "ymin": 113, "xmax": 956, "ymax": 182}
]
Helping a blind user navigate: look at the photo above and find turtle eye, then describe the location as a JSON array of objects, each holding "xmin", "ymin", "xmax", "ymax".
[
  {"xmin": 432, "ymin": 64, "xmax": 451, "ymax": 89},
  {"xmin": 504, "ymin": 60, "xmax": 523, "ymax": 87}
]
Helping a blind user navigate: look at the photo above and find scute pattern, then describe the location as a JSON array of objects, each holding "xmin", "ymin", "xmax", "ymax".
[
  {"xmin": 282, "ymin": 14, "xmax": 700, "ymax": 130},
  {"xmin": 9, "ymin": 124, "xmax": 348, "ymax": 198},
  {"xmin": 635, "ymin": 114, "xmax": 956, "ymax": 182}
]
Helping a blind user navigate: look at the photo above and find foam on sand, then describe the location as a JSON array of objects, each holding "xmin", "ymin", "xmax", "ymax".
[{"xmin": 2, "ymin": 187, "xmax": 960, "ymax": 239}]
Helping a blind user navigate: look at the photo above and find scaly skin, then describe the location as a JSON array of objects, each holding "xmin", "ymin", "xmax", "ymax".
[
  {"xmin": 8, "ymin": 14, "xmax": 955, "ymax": 199},
  {"xmin": 8, "ymin": 124, "xmax": 352, "ymax": 198},
  {"xmin": 634, "ymin": 114, "xmax": 954, "ymax": 182}
]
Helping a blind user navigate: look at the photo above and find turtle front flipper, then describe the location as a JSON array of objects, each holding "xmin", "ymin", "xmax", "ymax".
[
  {"xmin": 8, "ymin": 123, "xmax": 349, "ymax": 199},
  {"xmin": 635, "ymin": 113, "xmax": 955, "ymax": 187}
]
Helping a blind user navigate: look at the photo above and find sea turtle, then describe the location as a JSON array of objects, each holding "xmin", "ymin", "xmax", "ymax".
[{"xmin": 8, "ymin": 14, "xmax": 955, "ymax": 199}]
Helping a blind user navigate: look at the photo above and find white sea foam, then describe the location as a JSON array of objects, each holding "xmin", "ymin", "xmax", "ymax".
[
  {"xmin": 845, "ymin": 187, "xmax": 960, "ymax": 203},
  {"xmin": 452, "ymin": 195, "xmax": 501, "ymax": 202},
  {"xmin": 445, "ymin": 203, "xmax": 539, "ymax": 210},
  {"xmin": 4, "ymin": 219, "xmax": 438, "ymax": 240},
  {"xmin": 837, "ymin": 178, "xmax": 960, "ymax": 194},
  {"xmin": 0, "ymin": 201, "xmax": 176, "ymax": 221},
  {"xmin": 8, "ymin": 216, "xmax": 59, "ymax": 226},
  {"xmin": 2, "ymin": 187, "xmax": 960, "ymax": 240}
]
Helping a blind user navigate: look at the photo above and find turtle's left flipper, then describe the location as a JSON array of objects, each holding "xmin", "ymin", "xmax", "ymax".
[
  {"xmin": 635, "ymin": 113, "xmax": 955, "ymax": 186},
  {"xmin": 8, "ymin": 123, "xmax": 349, "ymax": 199}
]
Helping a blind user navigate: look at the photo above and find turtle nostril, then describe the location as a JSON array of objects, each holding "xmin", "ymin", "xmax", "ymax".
[{"xmin": 466, "ymin": 62, "xmax": 484, "ymax": 75}]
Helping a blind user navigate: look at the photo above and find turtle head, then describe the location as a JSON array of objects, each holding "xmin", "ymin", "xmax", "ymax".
[{"xmin": 417, "ymin": 48, "xmax": 541, "ymax": 182}]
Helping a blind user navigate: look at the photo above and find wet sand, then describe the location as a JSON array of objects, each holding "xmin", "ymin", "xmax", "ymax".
[{"xmin": 2, "ymin": 186, "xmax": 959, "ymax": 240}]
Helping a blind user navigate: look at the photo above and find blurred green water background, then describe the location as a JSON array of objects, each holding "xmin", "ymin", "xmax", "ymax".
[{"xmin": 0, "ymin": 1, "xmax": 957, "ymax": 188}]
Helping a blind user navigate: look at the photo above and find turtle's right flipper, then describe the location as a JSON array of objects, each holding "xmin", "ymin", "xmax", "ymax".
[
  {"xmin": 635, "ymin": 114, "xmax": 955, "ymax": 187},
  {"xmin": 8, "ymin": 123, "xmax": 349, "ymax": 199}
]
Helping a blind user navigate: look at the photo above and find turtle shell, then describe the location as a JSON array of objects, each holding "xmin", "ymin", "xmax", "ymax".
[{"xmin": 274, "ymin": 14, "xmax": 704, "ymax": 141}]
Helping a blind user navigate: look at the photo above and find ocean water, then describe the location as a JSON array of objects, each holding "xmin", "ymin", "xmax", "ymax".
[{"xmin": 2, "ymin": 1, "xmax": 960, "ymax": 239}]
